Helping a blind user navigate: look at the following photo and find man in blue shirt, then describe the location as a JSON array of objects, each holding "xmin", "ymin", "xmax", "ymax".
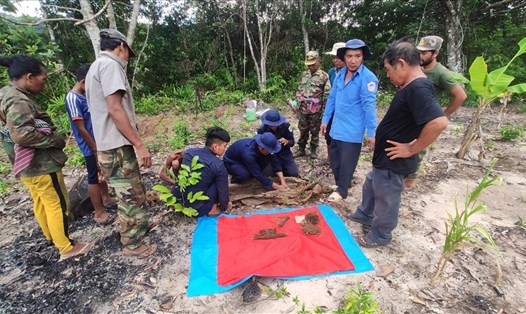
[
  {"xmin": 65, "ymin": 63, "xmax": 116, "ymax": 225},
  {"xmin": 171, "ymin": 127, "xmax": 231, "ymax": 217},
  {"xmin": 321, "ymin": 39, "xmax": 378, "ymax": 202},
  {"xmin": 224, "ymin": 132, "xmax": 289, "ymax": 190},
  {"xmin": 324, "ymin": 42, "xmax": 346, "ymax": 164},
  {"xmin": 257, "ymin": 109, "xmax": 298, "ymax": 177}
]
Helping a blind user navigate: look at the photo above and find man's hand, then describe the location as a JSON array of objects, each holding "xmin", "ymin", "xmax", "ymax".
[
  {"xmin": 385, "ymin": 139, "xmax": 417, "ymax": 160},
  {"xmin": 272, "ymin": 183, "xmax": 288, "ymax": 190},
  {"xmin": 320, "ymin": 123, "xmax": 327, "ymax": 136},
  {"xmin": 366, "ymin": 137, "xmax": 375, "ymax": 152},
  {"xmin": 136, "ymin": 144, "xmax": 152, "ymax": 168},
  {"xmin": 278, "ymin": 137, "xmax": 288, "ymax": 146}
]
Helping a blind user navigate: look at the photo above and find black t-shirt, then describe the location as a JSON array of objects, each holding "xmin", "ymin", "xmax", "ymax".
[{"xmin": 373, "ymin": 77, "xmax": 444, "ymax": 174}]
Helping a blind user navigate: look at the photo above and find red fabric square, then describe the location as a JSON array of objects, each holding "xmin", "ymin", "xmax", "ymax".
[{"xmin": 217, "ymin": 205, "xmax": 355, "ymax": 286}]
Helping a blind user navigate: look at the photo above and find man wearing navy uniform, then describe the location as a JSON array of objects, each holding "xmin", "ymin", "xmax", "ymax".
[
  {"xmin": 257, "ymin": 109, "xmax": 298, "ymax": 177},
  {"xmin": 171, "ymin": 127, "xmax": 231, "ymax": 217},
  {"xmin": 224, "ymin": 132, "xmax": 289, "ymax": 190}
]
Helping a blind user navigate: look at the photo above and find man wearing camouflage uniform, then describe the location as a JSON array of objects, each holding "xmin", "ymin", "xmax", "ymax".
[
  {"xmin": 295, "ymin": 51, "xmax": 331, "ymax": 159},
  {"xmin": 86, "ymin": 29, "xmax": 156, "ymax": 258}
]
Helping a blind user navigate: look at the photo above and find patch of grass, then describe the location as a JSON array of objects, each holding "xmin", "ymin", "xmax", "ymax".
[
  {"xmin": 517, "ymin": 102, "xmax": 526, "ymax": 113},
  {"xmin": 447, "ymin": 122, "xmax": 464, "ymax": 136},
  {"xmin": 432, "ymin": 158, "xmax": 501, "ymax": 284},
  {"xmin": 516, "ymin": 215, "xmax": 526, "ymax": 228},
  {"xmin": 0, "ymin": 178, "xmax": 10, "ymax": 195},
  {"xmin": 333, "ymin": 282, "xmax": 380, "ymax": 314},
  {"xmin": 64, "ymin": 145, "xmax": 85, "ymax": 167},
  {"xmin": 499, "ymin": 125, "xmax": 525, "ymax": 141},
  {"xmin": 266, "ymin": 286, "xmax": 290, "ymax": 300},
  {"xmin": 0, "ymin": 160, "xmax": 11, "ymax": 174}
]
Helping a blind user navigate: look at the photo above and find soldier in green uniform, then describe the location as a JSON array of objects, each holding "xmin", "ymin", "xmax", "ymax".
[{"xmin": 295, "ymin": 51, "xmax": 331, "ymax": 159}]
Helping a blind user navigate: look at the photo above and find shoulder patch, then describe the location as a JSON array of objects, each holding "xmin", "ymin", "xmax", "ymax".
[
  {"xmin": 288, "ymin": 126, "xmax": 292, "ymax": 132},
  {"xmin": 367, "ymin": 81, "xmax": 376, "ymax": 92}
]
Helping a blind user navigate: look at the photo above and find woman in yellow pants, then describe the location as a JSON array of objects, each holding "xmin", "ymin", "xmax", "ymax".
[{"xmin": 0, "ymin": 55, "xmax": 91, "ymax": 260}]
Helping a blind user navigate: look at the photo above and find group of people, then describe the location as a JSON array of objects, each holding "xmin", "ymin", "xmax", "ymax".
[{"xmin": 0, "ymin": 28, "xmax": 465, "ymax": 262}]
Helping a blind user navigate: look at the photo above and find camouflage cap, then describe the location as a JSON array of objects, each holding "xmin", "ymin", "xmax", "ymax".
[
  {"xmin": 100, "ymin": 28, "xmax": 136, "ymax": 57},
  {"xmin": 416, "ymin": 36, "xmax": 443, "ymax": 51},
  {"xmin": 304, "ymin": 51, "xmax": 320, "ymax": 65}
]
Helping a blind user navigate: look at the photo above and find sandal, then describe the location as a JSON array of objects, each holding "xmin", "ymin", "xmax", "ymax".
[
  {"xmin": 348, "ymin": 215, "xmax": 372, "ymax": 233},
  {"xmin": 94, "ymin": 212, "xmax": 117, "ymax": 226},
  {"xmin": 327, "ymin": 191, "xmax": 343, "ymax": 203},
  {"xmin": 356, "ymin": 234, "xmax": 384, "ymax": 248},
  {"xmin": 59, "ymin": 242, "xmax": 94, "ymax": 261},
  {"xmin": 103, "ymin": 200, "xmax": 118, "ymax": 210},
  {"xmin": 122, "ymin": 244, "xmax": 157, "ymax": 258}
]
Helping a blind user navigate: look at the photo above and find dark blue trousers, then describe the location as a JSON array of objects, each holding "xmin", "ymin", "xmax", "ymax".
[
  {"xmin": 352, "ymin": 168, "xmax": 404, "ymax": 245},
  {"xmin": 330, "ymin": 140, "xmax": 362, "ymax": 198}
]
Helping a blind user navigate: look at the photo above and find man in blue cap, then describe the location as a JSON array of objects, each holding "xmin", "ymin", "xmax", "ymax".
[
  {"xmin": 257, "ymin": 109, "xmax": 298, "ymax": 177},
  {"xmin": 224, "ymin": 132, "xmax": 289, "ymax": 190},
  {"xmin": 321, "ymin": 39, "xmax": 378, "ymax": 203}
]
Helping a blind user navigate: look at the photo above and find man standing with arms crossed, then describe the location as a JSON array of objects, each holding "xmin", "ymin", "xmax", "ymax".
[
  {"xmin": 349, "ymin": 39, "xmax": 448, "ymax": 247},
  {"xmin": 86, "ymin": 29, "xmax": 156, "ymax": 258},
  {"xmin": 403, "ymin": 35, "xmax": 468, "ymax": 189}
]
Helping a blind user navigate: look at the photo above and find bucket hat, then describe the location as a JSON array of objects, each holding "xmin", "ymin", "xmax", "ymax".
[
  {"xmin": 325, "ymin": 42, "xmax": 346, "ymax": 56},
  {"xmin": 100, "ymin": 28, "xmax": 136, "ymax": 57},
  {"xmin": 336, "ymin": 39, "xmax": 372, "ymax": 61},
  {"xmin": 255, "ymin": 132, "xmax": 281, "ymax": 154},
  {"xmin": 261, "ymin": 109, "xmax": 286, "ymax": 127}
]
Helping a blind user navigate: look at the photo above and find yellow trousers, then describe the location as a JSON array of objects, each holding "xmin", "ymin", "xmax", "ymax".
[{"xmin": 21, "ymin": 171, "xmax": 73, "ymax": 254}]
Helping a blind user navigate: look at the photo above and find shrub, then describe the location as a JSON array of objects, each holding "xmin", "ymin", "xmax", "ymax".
[{"xmin": 499, "ymin": 125, "xmax": 525, "ymax": 141}]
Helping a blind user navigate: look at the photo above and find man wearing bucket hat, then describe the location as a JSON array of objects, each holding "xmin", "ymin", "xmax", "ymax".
[
  {"xmin": 257, "ymin": 109, "xmax": 298, "ymax": 177},
  {"xmin": 224, "ymin": 132, "xmax": 289, "ymax": 190},
  {"xmin": 323, "ymin": 42, "xmax": 346, "ymax": 164},
  {"xmin": 403, "ymin": 36, "xmax": 467, "ymax": 190},
  {"xmin": 295, "ymin": 50, "xmax": 331, "ymax": 159},
  {"xmin": 85, "ymin": 29, "xmax": 156, "ymax": 258},
  {"xmin": 321, "ymin": 39, "xmax": 378, "ymax": 203}
]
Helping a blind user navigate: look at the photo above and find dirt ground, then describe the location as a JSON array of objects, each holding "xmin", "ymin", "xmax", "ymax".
[{"xmin": 0, "ymin": 104, "xmax": 525, "ymax": 314}]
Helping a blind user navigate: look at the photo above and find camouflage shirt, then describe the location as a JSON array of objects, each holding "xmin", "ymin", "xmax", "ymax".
[
  {"xmin": 296, "ymin": 69, "xmax": 331, "ymax": 114},
  {"xmin": 0, "ymin": 83, "xmax": 67, "ymax": 177}
]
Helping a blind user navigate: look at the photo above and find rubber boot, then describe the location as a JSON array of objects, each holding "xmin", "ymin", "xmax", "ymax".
[
  {"xmin": 294, "ymin": 146, "xmax": 306, "ymax": 157},
  {"xmin": 310, "ymin": 147, "xmax": 317, "ymax": 159}
]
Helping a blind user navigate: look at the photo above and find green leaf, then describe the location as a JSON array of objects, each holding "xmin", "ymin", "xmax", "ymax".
[
  {"xmin": 191, "ymin": 155, "xmax": 200, "ymax": 168},
  {"xmin": 187, "ymin": 191, "xmax": 194, "ymax": 201},
  {"xmin": 182, "ymin": 207, "xmax": 199, "ymax": 217},
  {"xmin": 508, "ymin": 83, "xmax": 526, "ymax": 94},
  {"xmin": 181, "ymin": 164, "xmax": 191, "ymax": 172},
  {"xmin": 487, "ymin": 67, "xmax": 515, "ymax": 96},
  {"xmin": 174, "ymin": 203, "xmax": 184, "ymax": 212},
  {"xmin": 166, "ymin": 197, "xmax": 176, "ymax": 205},
  {"xmin": 159, "ymin": 193, "xmax": 172, "ymax": 201},
  {"xmin": 192, "ymin": 163, "xmax": 205, "ymax": 170},
  {"xmin": 468, "ymin": 57, "xmax": 489, "ymax": 96},
  {"xmin": 450, "ymin": 71, "xmax": 470, "ymax": 84},
  {"xmin": 152, "ymin": 184, "xmax": 170, "ymax": 193}
]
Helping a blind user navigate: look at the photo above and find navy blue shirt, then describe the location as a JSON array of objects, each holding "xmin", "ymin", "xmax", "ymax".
[
  {"xmin": 256, "ymin": 122, "xmax": 295, "ymax": 155},
  {"xmin": 223, "ymin": 138, "xmax": 281, "ymax": 189},
  {"xmin": 172, "ymin": 147, "xmax": 229, "ymax": 211}
]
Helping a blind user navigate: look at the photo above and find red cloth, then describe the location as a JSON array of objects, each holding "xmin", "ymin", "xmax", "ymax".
[{"xmin": 217, "ymin": 205, "xmax": 355, "ymax": 286}]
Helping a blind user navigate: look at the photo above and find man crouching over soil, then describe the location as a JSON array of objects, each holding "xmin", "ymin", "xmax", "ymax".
[
  {"xmin": 171, "ymin": 127, "xmax": 232, "ymax": 217},
  {"xmin": 349, "ymin": 39, "xmax": 448, "ymax": 248}
]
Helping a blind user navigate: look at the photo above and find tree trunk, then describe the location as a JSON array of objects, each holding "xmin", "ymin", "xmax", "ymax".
[
  {"xmin": 441, "ymin": 0, "xmax": 464, "ymax": 73},
  {"xmin": 107, "ymin": 0, "xmax": 117, "ymax": 29},
  {"xmin": 39, "ymin": 0, "xmax": 64, "ymax": 71},
  {"xmin": 456, "ymin": 107, "xmax": 482, "ymax": 159},
  {"xmin": 78, "ymin": 0, "xmax": 101, "ymax": 56},
  {"xmin": 126, "ymin": 0, "xmax": 141, "ymax": 47},
  {"xmin": 241, "ymin": 0, "xmax": 262, "ymax": 89},
  {"xmin": 299, "ymin": 0, "xmax": 309, "ymax": 54}
]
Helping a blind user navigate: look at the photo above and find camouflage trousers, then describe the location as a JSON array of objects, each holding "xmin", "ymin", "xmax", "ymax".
[
  {"xmin": 298, "ymin": 112, "xmax": 322, "ymax": 150},
  {"xmin": 98, "ymin": 145, "xmax": 148, "ymax": 250}
]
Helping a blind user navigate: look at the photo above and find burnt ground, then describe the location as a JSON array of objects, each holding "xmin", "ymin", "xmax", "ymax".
[{"xmin": 0, "ymin": 104, "xmax": 525, "ymax": 313}]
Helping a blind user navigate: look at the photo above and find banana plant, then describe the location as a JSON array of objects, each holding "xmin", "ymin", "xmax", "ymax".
[{"xmin": 453, "ymin": 37, "xmax": 526, "ymax": 160}]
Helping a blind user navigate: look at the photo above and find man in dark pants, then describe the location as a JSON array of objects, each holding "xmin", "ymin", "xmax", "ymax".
[
  {"xmin": 349, "ymin": 39, "xmax": 448, "ymax": 248},
  {"xmin": 257, "ymin": 109, "xmax": 298, "ymax": 177},
  {"xmin": 321, "ymin": 39, "xmax": 378, "ymax": 203},
  {"xmin": 224, "ymin": 133, "xmax": 289, "ymax": 190},
  {"xmin": 171, "ymin": 127, "xmax": 231, "ymax": 217}
]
